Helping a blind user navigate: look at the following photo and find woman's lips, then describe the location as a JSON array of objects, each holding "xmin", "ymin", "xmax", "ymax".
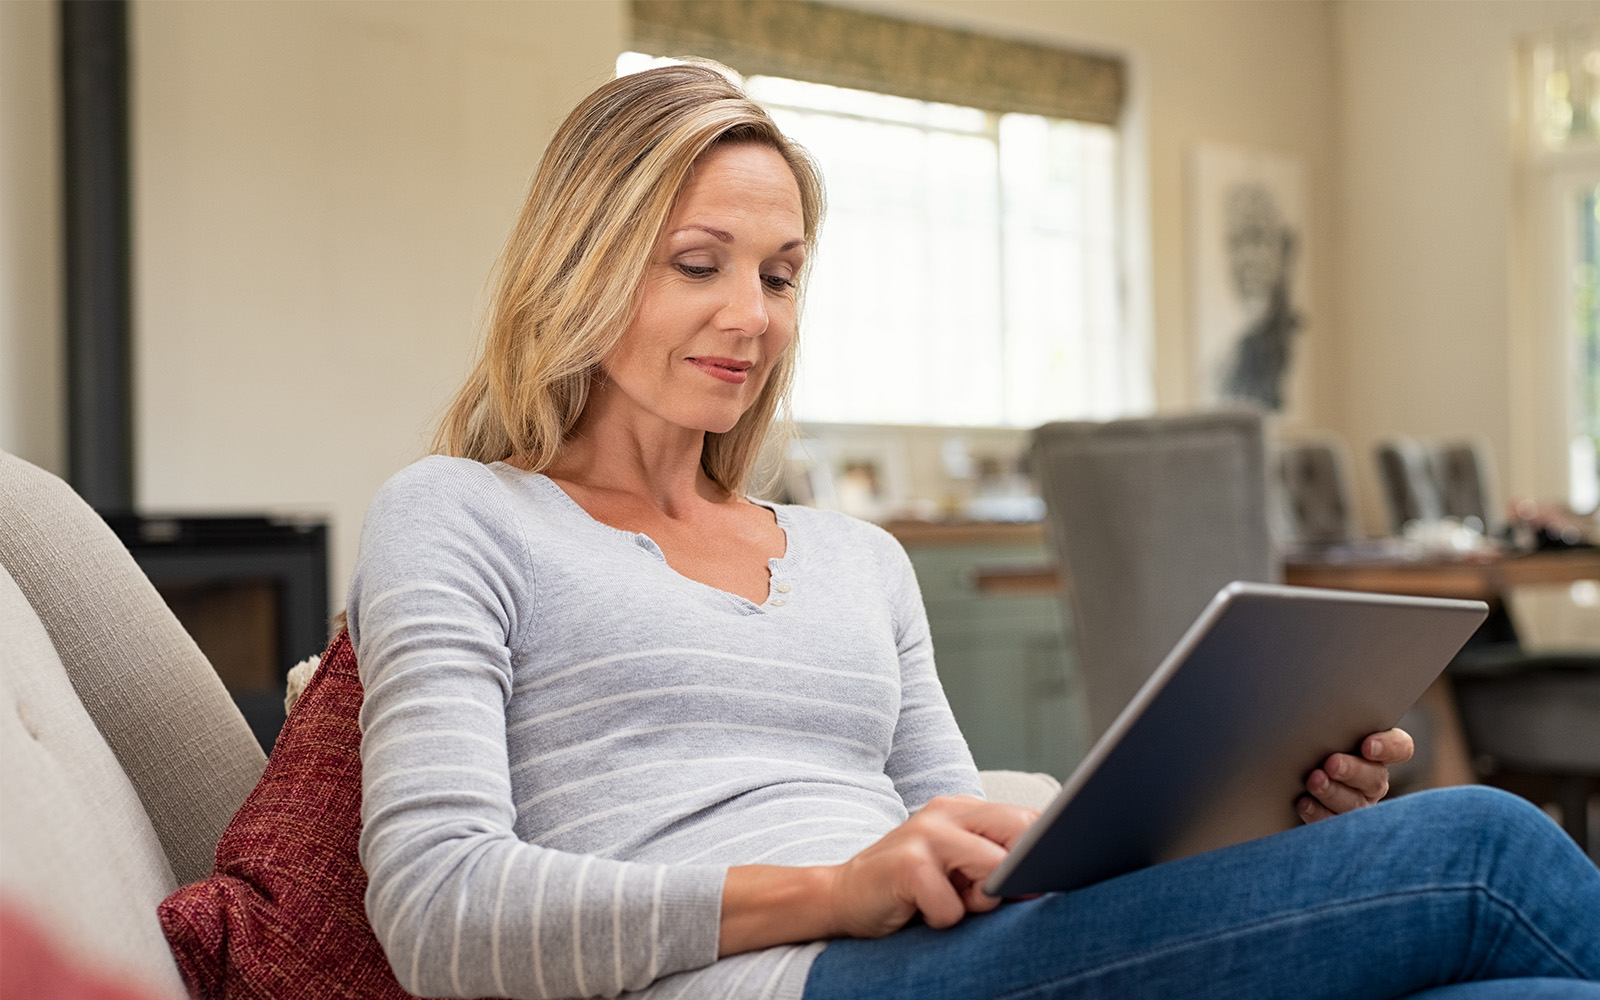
[{"xmin": 687, "ymin": 357, "xmax": 752, "ymax": 384}]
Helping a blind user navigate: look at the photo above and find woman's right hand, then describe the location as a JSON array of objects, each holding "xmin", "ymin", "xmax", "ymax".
[
  {"xmin": 827, "ymin": 795, "xmax": 1039, "ymax": 937},
  {"xmin": 718, "ymin": 796, "xmax": 1038, "ymax": 956}
]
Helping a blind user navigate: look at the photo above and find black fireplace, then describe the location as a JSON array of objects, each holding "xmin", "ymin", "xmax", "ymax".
[{"xmin": 103, "ymin": 515, "xmax": 330, "ymax": 750}]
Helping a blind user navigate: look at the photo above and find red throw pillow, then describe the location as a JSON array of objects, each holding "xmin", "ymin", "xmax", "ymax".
[{"xmin": 157, "ymin": 632, "xmax": 416, "ymax": 1000}]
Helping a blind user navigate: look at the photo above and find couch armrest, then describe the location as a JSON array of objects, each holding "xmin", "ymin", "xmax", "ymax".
[
  {"xmin": 979, "ymin": 770, "xmax": 1061, "ymax": 810},
  {"xmin": 0, "ymin": 451, "xmax": 266, "ymax": 886}
]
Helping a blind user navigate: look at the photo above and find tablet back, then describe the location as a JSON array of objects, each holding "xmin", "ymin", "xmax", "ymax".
[{"xmin": 985, "ymin": 582, "xmax": 1487, "ymax": 897}]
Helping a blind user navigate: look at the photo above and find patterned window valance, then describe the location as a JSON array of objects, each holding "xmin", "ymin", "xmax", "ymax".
[{"xmin": 630, "ymin": 0, "xmax": 1126, "ymax": 126}]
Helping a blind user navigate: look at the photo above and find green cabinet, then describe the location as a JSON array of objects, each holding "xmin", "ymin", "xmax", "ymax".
[{"xmin": 903, "ymin": 538, "xmax": 1087, "ymax": 781}]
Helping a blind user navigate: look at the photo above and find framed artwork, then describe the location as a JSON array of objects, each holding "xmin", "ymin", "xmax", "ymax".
[
  {"xmin": 787, "ymin": 433, "xmax": 912, "ymax": 521},
  {"xmin": 1189, "ymin": 143, "xmax": 1309, "ymax": 413}
]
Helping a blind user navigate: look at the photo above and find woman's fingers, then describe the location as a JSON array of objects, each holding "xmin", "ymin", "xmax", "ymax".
[
  {"xmin": 1363, "ymin": 727, "xmax": 1414, "ymax": 765},
  {"xmin": 911, "ymin": 864, "xmax": 970, "ymax": 929},
  {"xmin": 957, "ymin": 874, "xmax": 1007, "ymax": 914},
  {"xmin": 1328, "ymin": 751, "xmax": 1391, "ymax": 800},
  {"xmin": 1296, "ymin": 794, "xmax": 1336, "ymax": 823},
  {"xmin": 931, "ymin": 796, "xmax": 1040, "ymax": 852},
  {"xmin": 830, "ymin": 797, "xmax": 1034, "ymax": 936},
  {"xmin": 944, "ymin": 832, "xmax": 1011, "ymax": 902},
  {"xmin": 1304, "ymin": 761, "xmax": 1378, "ymax": 816},
  {"xmin": 1300, "ymin": 727, "xmax": 1415, "ymax": 823}
]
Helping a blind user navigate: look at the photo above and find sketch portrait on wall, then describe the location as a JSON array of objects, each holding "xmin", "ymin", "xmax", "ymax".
[{"xmin": 1190, "ymin": 144, "xmax": 1308, "ymax": 413}]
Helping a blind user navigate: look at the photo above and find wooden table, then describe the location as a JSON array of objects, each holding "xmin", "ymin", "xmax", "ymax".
[
  {"xmin": 1282, "ymin": 549, "xmax": 1600, "ymax": 602},
  {"xmin": 902, "ymin": 532, "xmax": 1600, "ymax": 602}
]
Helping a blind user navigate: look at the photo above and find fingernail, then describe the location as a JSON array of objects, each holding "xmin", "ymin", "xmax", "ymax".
[{"xmin": 1370, "ymin": 738, "xmax": 1384, "ymax": 758}]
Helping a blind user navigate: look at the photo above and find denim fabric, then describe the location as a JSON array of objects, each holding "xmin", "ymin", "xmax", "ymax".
[{"xmin": 803, "ymin": 787, "xmax": 1600, "ymax": 1000}]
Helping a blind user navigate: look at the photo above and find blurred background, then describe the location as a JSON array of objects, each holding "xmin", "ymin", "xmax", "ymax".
[{"xmin": 2, "ymin": 1, "xmax": 1596, "ymax": 842}]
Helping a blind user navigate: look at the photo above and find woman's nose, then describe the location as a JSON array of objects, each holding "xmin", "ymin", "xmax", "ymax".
[{"xmin": 717, "ymin": 272, "xmax": 769, "ymax": 337}]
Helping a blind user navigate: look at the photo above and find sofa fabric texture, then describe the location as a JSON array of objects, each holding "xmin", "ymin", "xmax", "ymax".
[
  {"xmin": 0, "ymin": 451, "xmax": 266, "ymax": 887},
  {"xmin": 159, "ymin": 631, "xmax": 418, "ymax": 1000},
  {"xmin": 0, "ymin": 565, "xmax": 189, "ymax": 998}
]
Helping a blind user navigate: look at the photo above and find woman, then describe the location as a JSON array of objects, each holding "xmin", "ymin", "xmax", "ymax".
[{"xmin": 347, "ymin": 64, "xmax": 1600, "ymax": 1000}]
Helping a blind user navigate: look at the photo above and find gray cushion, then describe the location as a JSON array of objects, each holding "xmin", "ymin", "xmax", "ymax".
[
  {"xmin": 0, "ymin": 450, "xmax": 265, "ymax": 886},
  {"xmin": 0, "ymin": 566, "xmax": 186, "ymax": 997},
  {"xmin": 979, "ymin": 770, "xmax": 1061, "ymax": 810}
]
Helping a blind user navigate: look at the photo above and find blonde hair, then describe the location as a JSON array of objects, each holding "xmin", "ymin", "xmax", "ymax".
[{"xmin": 434, "ymin": 63, "xmax": 824, "ymax": 492}]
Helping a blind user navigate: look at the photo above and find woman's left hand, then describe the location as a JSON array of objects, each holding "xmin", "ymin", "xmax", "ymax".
[{"xmin": 1297, "ymin": 727, "xmax": 1414, "ymax": 823}]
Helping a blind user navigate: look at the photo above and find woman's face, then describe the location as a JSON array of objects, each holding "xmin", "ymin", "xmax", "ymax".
[{"xmin": 599, "ymin": 142, "xmax": 805, "ymax": 437}]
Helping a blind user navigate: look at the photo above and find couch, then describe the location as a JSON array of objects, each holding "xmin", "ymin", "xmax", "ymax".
[{"xmin": 0, "ymin": 450, "xmax": 1059, "ymax": 997}]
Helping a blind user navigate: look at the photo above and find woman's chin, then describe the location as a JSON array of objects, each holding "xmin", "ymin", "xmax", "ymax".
[{"xmin": 681, "ymin": 403, "xmax": 752, "ymax": 437}]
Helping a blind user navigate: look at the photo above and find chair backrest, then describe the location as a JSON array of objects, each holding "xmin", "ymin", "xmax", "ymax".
[
  {"xmin": 1430, "ymin": 441, "xmax": 1495, "ymax": 532},
  {"xmin": 1374, "ymin": 438, "xmax": 1444, "ymax": 532},
  {"xmin": 1031, "ymin": 410, "xmax": 1276, "ymax": 741},
  {"xmin": 1374, "ymin": 437, "xmax": 1496, "ymax": 535},
  {"xmin": 1273, "ymin": 438, "xmax": 1356, "ymax": 548}
]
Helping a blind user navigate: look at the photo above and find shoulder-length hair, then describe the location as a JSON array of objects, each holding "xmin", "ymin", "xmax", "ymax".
[{"xmin": 433, "ymin": 63, "xmax": 825, "ymax": 492}]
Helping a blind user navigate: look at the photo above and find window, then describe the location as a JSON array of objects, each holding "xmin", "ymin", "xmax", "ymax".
[
  {"xmin": 1569, "ymin": 181, "xmax": 1599, "ymax": 512},
  {"xmin": 618, "ymin": 52, "xmax": 1135, "ymax": 427},
  {"xmin": 1521, "ymin": 23, "xmax": 1600, "ymax": 513}
]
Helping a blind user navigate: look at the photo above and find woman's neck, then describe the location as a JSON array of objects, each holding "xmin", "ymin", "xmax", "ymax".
[{"xmin": 541, "ymin": 407, "xmax": 729, "ymax": 518}]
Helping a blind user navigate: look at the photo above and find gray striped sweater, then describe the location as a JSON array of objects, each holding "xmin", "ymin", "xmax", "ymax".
[{"xmin": 347, "ymin": 457, "xmax": 982, "ymax": 1000}]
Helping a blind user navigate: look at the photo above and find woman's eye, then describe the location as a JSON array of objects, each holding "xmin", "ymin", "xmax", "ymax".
[
  {"xmin": 676, "ymin": 264, "xmax": 715, "ymax": 278},
  {"xmin": 763, "ymin": 274, "xmax": 796, "ymax": 291}
]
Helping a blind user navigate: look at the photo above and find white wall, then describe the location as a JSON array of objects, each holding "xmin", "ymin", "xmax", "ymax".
[
  {"xmin": 861, "ymin": 0, "xmax": 1341, "ymax": 429},
  {"xmin": 0, "ymin": 0, "xmax": 64, "ymax": 475},
  {"xmin": 1332, "ymin": 0, "xmax": 1599, "ymax": 530},
  {"xmin": 130, "ymin": 0, "xmax": 623, "ymax": 604}
]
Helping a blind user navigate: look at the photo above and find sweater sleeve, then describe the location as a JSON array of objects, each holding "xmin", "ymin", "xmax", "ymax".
[
  {"xmin": 870, "ymin": 528, "xmax": 985, "ymax": 808},
  {"xmin": 347, "ymin": 459, "xmax": 725, "ymax": 999}
]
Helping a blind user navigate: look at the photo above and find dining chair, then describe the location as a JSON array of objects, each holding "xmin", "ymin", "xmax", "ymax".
[
  {"xmin": 1429, "ymin": 440, "xmax": 1497, "ymax": 532},
  {"xmin": 1374, "ymin": 436, "xmax": 1497, "ymax": 535},
  {"xmin": 1030, "ymin": 409, "xmax": 1276, "ymax": 741},
  {"xmin": 1273, "ymin": 438, "xmax": 1357, "ymax": 549},
  {"xmin": 1374, "ymin": 438, "xmax": 1444, "ymax": 533}
]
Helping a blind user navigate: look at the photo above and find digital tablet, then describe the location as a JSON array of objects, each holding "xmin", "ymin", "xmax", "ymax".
[{"xmin": 984, "ymin": 581, "xmax": 1487, "ymax": 897}]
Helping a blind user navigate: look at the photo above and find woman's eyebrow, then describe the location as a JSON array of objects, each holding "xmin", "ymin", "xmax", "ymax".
[
  {"xmin": 669, "ymin": 226, "xmax": 805, "ymax": 253},
  {"xmin": 672, "ymin": 224, "xmax": 735, "ymax": 243}
]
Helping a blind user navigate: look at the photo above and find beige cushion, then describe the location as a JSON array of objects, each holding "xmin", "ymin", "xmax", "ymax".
[
  {"xmin": 0, "ymin": 450, "xmax": 265, "ymax": 886},
  {"xmin": 0, "ymin": 567, "xmax": 186, "ymax": 998},
  {"xmin": 980, "ymin": 769, "xmax": 1062, "ymax": 810}
]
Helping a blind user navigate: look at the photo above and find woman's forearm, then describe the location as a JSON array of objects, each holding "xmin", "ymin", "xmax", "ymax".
[{"xmin": 719, "ymin": 865, "xmax": 841, "ymax": 956}]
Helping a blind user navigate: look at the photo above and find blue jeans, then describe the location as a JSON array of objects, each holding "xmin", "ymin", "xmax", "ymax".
[{"xmin": 803, "ymin": 787, "xmax": 1600, "ymax": 1000}]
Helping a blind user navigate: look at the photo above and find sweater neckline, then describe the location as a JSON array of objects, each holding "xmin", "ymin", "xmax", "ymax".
[{"xmin": 499, "ymin": 466, "xmax": 797, "ymax": 614}]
